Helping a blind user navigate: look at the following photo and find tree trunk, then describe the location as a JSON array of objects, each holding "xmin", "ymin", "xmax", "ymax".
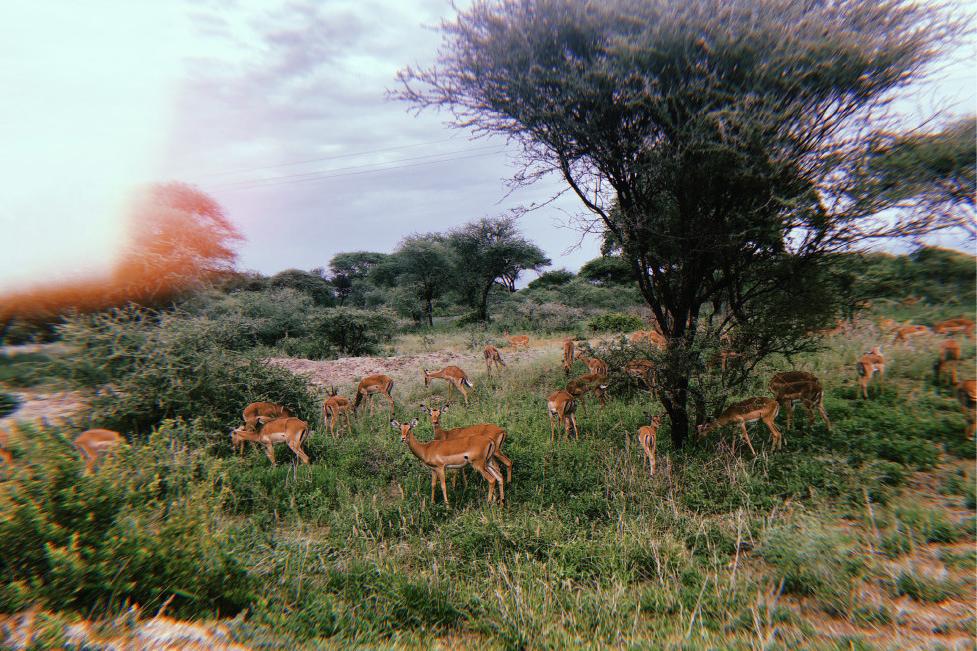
[
  {"xmin": 426, "ymin": 297, "xmax": 434, "ymax": 327},
  {"xmin": 478, "ymin": 283, "xmax": 493, "ymax": 321},
  {"xmin": 660, "ymin": 373, "xmax": 690, "ymax": 449}
]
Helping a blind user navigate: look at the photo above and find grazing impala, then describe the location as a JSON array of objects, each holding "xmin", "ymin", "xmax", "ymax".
[
  {"xmin": 576, "ymin": 353, "xmax": 609, "ymax": 377},
  {"xmin": 423, "ymin": 403, "xmax": 512, "ymax": 482},
  {"xmin": 636, "ymin": 413, "xmax": 663, "ymax": 476},
  {"xmin": 957, "ymin": 380, "xmax": 976, "ymax": 439},
  {"xmin": 546, "ymin": 390, "xmax": 579, "ymax": 442},
  {"xmin": 935, "ymin": 340, "xmax": 962, "ymax": 386},
  {"xmin": 231, "ymin": 417, "xmax": 310, "ymax": 465},
  {"xmin": 423, "ymin": 366, "xmax": 474, "ymax": 405},
  {"xmin": 353, "ymin": 374, "xmax": 395, "ymax": 415},
  {"xmin": 566, "ymin": 373, "xmax": 609, "ymax": 413},
  {"xmin": 933, "ymin": 318, "xmax": 976, "ymax": 339},
  {"xmin": 856, "ymin": 346, "xmax": 886, "ymax": 399},
  {"xmin": 393, "ymin": 418, "xmax": 504, "ymax": 506},
  {"xmin": 698, "ymin": 397, "xmax": 783, "ymax": 455},
  {"xmin": 484, "ymin": 345, "xmax": 506, "ymax": 374},
  {"xmin": 893, "ymin": 324, "xmax": 929, "ymax": 345},
  {"xmin": 625, "ymin": 359, "xmax": 656, "ymax": 390},
  {"xmin": 242, "ymin": 401, "xmax": 292, "ymax": 432},
  {"xmin": 630, "ymin": 330, "xmax": 665, "ymax": 349},
  {"xmin": 768, "ymin": 371, "xmax": 831, "ymax": 430},
  {"xmin": 503, "ymin": 331, "xmax": 530, "ymax": 349},
  {"xmin": 562, "ymin": 338, "xmax": 575, "ymax": 376},
  {"xmin": 322, "ymin": 387, "xmax": 353, "ymax": 437},
  {"xmin": 74, "ymin": 429, "xmax": 127, "ymax": 473}
]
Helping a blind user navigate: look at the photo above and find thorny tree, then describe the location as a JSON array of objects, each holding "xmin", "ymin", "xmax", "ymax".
[{"xmin": 395, "ymin": 0, "xmax": 966, "ymax": 447}]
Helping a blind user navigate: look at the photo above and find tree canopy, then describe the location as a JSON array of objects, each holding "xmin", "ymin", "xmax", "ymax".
[{"xmin": 372, "ymin": 235, "xmax": 456, "ymax": 325}]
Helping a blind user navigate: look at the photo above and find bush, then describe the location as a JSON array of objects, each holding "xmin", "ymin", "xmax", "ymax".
[
  {"xmin": 494, "ymin": 301, "xmax": 586, "ymax": 333},
  {"xmin": 52, "ymin": 307, "xmax": 319, "ymax": 435},
  {"xmin": 0, "ymin": 423, "xmax": 255, "ymax": 619},
  {"xmin": 310, "ymin": 308, "xmax": 395, "ymax": 356},
  {"xmin": 589, "ymin": 312, "xmax": 645, "ymax": 333},
  {"xmin": 0, "ymin": 391, "xmax": 20, "ymax": 417}
]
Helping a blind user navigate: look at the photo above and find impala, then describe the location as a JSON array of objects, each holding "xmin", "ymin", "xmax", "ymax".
[
  {"xmin": 74, "ymin": 429, "xmax": 127, "ymax": 473},
  {"xmin": 546, "ymin": 390, "xmax": 578, "ymax": 442},
  {"xmin": 566, "ymin": 373, "xmax": 609, "ymax": 413},
  {"xmin": 629, "ymin": 330, "xmax": 665, "ymax": 349},
  {"xmin": 242, "ymin": 401, "xmax": 292, "ymax": 432},
  {"xmin": 935, "ymin": 340, "xmax": 962, "ymax": 386},
  {"xmin": 698, "ymin": 397, "xmax": 783, "ymax": 455},
  {"xmin": 393, "ymin": 418, "xmax": 504, "ymax": 506},
  {"xmin": 562, "ymin": 338, "xmax": 575, "ymax": 376},
  {"xmin": 353, "ymin": 374, "xmax": 395, "ymax": 415},
  {"xmin": 322, "ymin": 386, "xmax": 353, "ymax": 437},
  {"xmin": 878, "ymin": 318, "xmax": 900, "ymax": 333},
  {"xmin": 624, "ymin": 359, "xmax": 656, "ymax": 390},
  {"xmin": 636, "ymin": 413, "xmax": 663, "ymax": 476},
  {"xmin": 933, "ymin": 317, "xmax": 976, "ymax": 339},
  {"xmin": 856, "ymin": 346, "xmax": 885, "ymax": 399},
  {"xmin": 503, "ymin": 330, "xmax": 530, "ymax": 349},
  {"xmin": 893, "ymin": 324, "xmax": 929, "ymax": 345},
  {"xmin": 423, "ymin": 403, "xmax": 512, "ymax": 482},
  {"xmin": 484, "ymin": 345, "xmax": 506, "ymax": 374},
  {"xmin": 231, "ymin": 417, "xmax": 310, "ymax": 465},
  {"xmin": 957, "ymin": 380, "xmax": 976, "ymax": 439},
  {"xmin": 576, "ymin": 353, "xmax": 609, "ymax": 377},
  {"xmin": 768, "ymin": 371, "xmax": 831, "ymax": 430},
  {"xmin": 423, "ymin": 366, "xmax": 474, "ymax": 405}
]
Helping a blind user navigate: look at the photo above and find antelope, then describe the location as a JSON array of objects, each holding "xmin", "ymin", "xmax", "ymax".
[
  {"xmin": 423, "ymin": 402, "xmax": 512, "ymax": 482},
  {"xmin": 484, "ymin": 345, "xmax": 506, "ymax": 374},
  {"xmin": 503, "ymin": 331, "xmax": 530, "ymax": 349},
  {"xmin": 353, "ymin": 374, "xmax": 395, "ymax": 415},
  {"xmin": 546, "ymin": 390, "xmax": 578, "ymax": 442},
  {"xmin": 636, "ymin": 413, "xmax": 663, "ymax": 476},
  {"xmin": 423, "ymin": 366, "xmax": 474, "ymax": 405},
  {"xmin": 768, "ymin": 371, "xmax": 831, "ymax": 430},
  {"xmin": 957, "ymin": 380, "xmax": 976, "ymax": 439},
  {"xmin": 322, "ymin": 386, "xmax": 353, "ymax": 437},
  {"xmin": 566, "ymin": 373, "xmax": 609, "ymax": 413},
  {"xmin": 630, "ymin": 330, "xmax": 665, "ymax": 349},
  {"xmin": 231, "ymin": 417, "xmax": 310, "ymax": 465},
  {"xmin": 935, "ymin": 339, "xmax": 962, "ymax": 386},
  {"xmin": 698, "ymin": 397, "xmax": 783, "ymax": 455},
  {"xmin": 74, "ymin": 429, "xmax": 127, "ymax": 474},
  {"xmin": 933, "ymin": 318, "xmax": 976, "ymax": 339},
  {"xmin": 576, "ymin": 353, "xmax": 609, "ymax": 377},
  {"xmin": 878, "ymin": 318, "xmax": 900, "ymax": 334},
  {"xmin": 242, "ymin": 401, "xmax": 292, "ymax": 433},
  {"xmin": 393, "ymin": 418, "xmax": 504, "ymax": 506},
  {"xmin": 562, "ymin": 338, "xmax": 575, "ymax": 376},
  {"xmin": 856, "ymin": 346, "xmax": 886, "ymax": 399},
  {"xmin": 893, "ymin": 324, "xmax": 929, "ymax": 345},
  {"xmin": 625, "ymin": 359, "xmax": 656, "ymax": 390}
]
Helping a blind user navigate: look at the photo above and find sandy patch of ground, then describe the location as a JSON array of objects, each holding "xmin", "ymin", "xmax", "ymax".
[{"xmin": 0, "ymin": 388, "xmax": 89, "ymax": 430}]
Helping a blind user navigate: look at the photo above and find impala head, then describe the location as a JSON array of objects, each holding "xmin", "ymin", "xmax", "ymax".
[
  {"xmin": 422, "ymin": 402, "xmax": 449, "ymax": 424},
  {"xmin": 328, "ymin": 386, "xmax": 338, "ymax": 397},
  {"xmin": 871, "ymin": 346, "xmax": 882, "ymax": 355},
  {"xmin": 696, "ymin": 421, "xmax": 716, "ymax": 438},
  {"xmin": 423, "ymin": 369, "xmax": 431, "ymax": 386},
  {"xmin": 390, "ymin": 418, "xmax": 419, "ymax": 442},
  {"xmin": 230, "ymin": 427, "xmax": 249, "ymax": 446}
]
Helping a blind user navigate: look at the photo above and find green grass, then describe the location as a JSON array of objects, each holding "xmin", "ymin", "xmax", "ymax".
[{"xmin": 0, "ymin": 351, "xmax": 50, "ymax": 387}]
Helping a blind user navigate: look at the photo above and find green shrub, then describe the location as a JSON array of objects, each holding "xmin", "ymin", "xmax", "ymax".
[
  {"xmin": 309, "ymin": 308, "xmax": 395, "ymax": 356},
  {"xmin": 0, "ymin": 351, "xmax": 50, "ymax": 387},
  {"xmin": 0, "ymin": 423, "xmax": 255, "ymax": 618},
  {"xmin": 0, "ymin": 391, "xmax": 20, "ymax": 417},
  {"xmin": 589, "ymin": 312, "xmax": 645, "ymax": 333},
  {"xmin": 890, "ymin": 571, "xmax": 962, "ymax": 603}
]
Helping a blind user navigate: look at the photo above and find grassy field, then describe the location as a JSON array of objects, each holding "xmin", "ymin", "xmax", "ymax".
[{"xmin": 1, "ymin": 322, "xmax": 975, "ymax": 649}]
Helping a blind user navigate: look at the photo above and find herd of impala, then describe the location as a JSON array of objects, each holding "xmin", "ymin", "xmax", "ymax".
[{"xmin": 2, "ymin": 316, "xmax": 974, "ymax": 505}]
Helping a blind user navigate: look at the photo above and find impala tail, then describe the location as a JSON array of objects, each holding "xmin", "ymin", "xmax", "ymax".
[
  {"xmin": 462, "ymin": 377, "xmax": 474, "ymax": 388},
  {"xmin": 353, "ymin": 392, "xmax": 363, "ymax": 412}
]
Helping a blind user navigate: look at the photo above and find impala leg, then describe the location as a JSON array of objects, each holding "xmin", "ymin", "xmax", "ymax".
[
  {"xmin": 764, "ymin": 416, "xmax": 783, "ymax": 451},
  {"xmin": 264, "ymin": 443, "xmax": 276, "ymax": 466},
  {"xmin": 437, "ymin": 467, "xmax": 449, "ymax": 506},
  {"xmin": 549, "ymin": 411, "xmax": 557, "ymax": 443},
  {"xmin": 738, "ymin": 422, "xmax": 757, "ymax": 456},
  {"xmin": 384, "ymin": 392, "xmax": 395, "ymax": 415},
  {"xmin": 818, "ymin": 401, "xmax": 832, "ymax": 430},
  {"xmin": 473, "ymin": 461, "xmax": 497, "ymax": 504},
  {"xmin": 785, "ymin": 400, "xmax": 794, "ymax": 430},
  {"xmin": 289, "ymin": 440, "xmax": 310, "ymax": 464},
  {"xmin": 494, "ymin": 451, "xmax": 513, "ymax": 482},
  {"xmin": 650, "ymin": 430, "xmax": 657, "ymax": 475},
  {"xmin": 489, "ymin": 461, "xmax": 505, "ymax": 505},
  {"xmin": 569, "ymin": 413, "xmax": 579, "ymax": 440},
  {"xmin": 343, "ymin": 410, "xmax": 352, "ymax": 434}
]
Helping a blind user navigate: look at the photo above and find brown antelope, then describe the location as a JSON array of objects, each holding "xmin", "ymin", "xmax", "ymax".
[
  {"xmin": 566, "ymin": 373, "xmax": 609, "ymax": 413},
  {"xmin": 576, "ymin": 353, "xmax": 609, "ymax": 377},
  {"xmin": 503, "ymin": 331, "xmax": 530, "ymax": 349},
  {"xmin": 562, "ymin": 338, "xmax": 575, "ymax": 376},
  {"xmin": 625, "ymin": 359, "xmax": 656, "ymax": 390},
  {"xmin": 630, "ymin": 330, "xmax": 665, "ymax": 349},
  {"xmin": 74, "ymin": 429, "xmax": 127, "ymax": 474},
  {"xmin": 423, "ymin": 403, "xmax": 512, "ymax": 482},
  {"xmin": 894, "ymin": 324, "xmax": 929, "ymax": 345},
  {"xmin": 393, "ymin": 418, "xmax": 504, "ymax": 506},
  {"xmin": 636, "ymin": 413, "xmax": 663, "ymax": 476},
  {"xmin": 242, "ymin": 401, "xmax": 292, "ymax": 432},
  {"xmin": 231, "ymin": 417, "xmax": 310, "ymax": 465},
  {"xmin": 423, "ymin": 366, "xmax": 474, "ymax": 405},
  {"xmin": 484, "ymin": 345, "xmax": 506, "ymax": 374},
  {"xmin": 957, "ymin": 380, "xmax": 976, "ymax": 439},
  {"xmin": 878, "ymin": 318, "xmax": 900, "ymax": 334},
  {"xmin": 856, "ymin": 346, "xmax": 886, "ymax": 399},
  {"xmin": 698, "ymin": 397, "xmax": 783, "ymax": 455},
  {"xmin": 935, "ymin": 340, "xmax": 962, "ymax": 386},
  {"xmin": 353, "ymin": 374, "xmax": 395, "ymax": 415},
  {"xmin": 768, "ymin": 371, "xmax": 831, "ymax": 430},
  {"xmin": 901, "ymin": 295, "xmax": 922, "ymax": 306},
  {"xmin": 322, "ymin": 386, "xmax": 353, "ymax": 437},
  {"xmin": 933, "ymin": 318, "xmax": 976, "ymax": 339},
  {"xmin": 546, "ymin": 390, "xmax": 579, "ymax": 442}
]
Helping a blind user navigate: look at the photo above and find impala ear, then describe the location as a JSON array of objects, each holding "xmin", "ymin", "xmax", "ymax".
[
  {"xmin": 421, "ymin": 405, "xmax": 430, "ymax": 414},
  {"xmin": 442, "ymin": 403, "xmax": 450, "ymax": 412},
  {"xmin": 409, "ymin": 418, "xmax": 418, "ymax": 428},
  {"xmin": 390, "ymin": 419, "xmax": 400, "ymax": 429}
]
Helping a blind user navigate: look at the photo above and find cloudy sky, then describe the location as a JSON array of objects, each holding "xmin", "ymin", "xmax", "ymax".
[{"xmin": 1, "ymin": 0, "xmax": 974, "ymax": 292}]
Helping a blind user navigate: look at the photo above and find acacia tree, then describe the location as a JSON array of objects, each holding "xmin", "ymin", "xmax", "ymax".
[
  {"xmin": 396, "ymin": 0, "xmax": 963, "ymax": 447},
  {"xmin": 328, "ymin": 251, "xmax": 388, "ymax": 306},
  {"xmin": 445, "ymin": 216, "xmax": 549, "ymax": 321},
  {"xmin": 372, "ymin": 235, "xmax": 456, "ymax": 326}
]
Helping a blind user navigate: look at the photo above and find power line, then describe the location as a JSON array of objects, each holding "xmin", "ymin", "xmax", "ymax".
[{"xmin": 191, "ymin": 136, "xmax": 468, "ymax": 179}]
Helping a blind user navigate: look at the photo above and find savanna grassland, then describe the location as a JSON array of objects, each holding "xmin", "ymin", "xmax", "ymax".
[{"xmin": 0, "ymin": 294, "xmax": 975, "ymax": 649}]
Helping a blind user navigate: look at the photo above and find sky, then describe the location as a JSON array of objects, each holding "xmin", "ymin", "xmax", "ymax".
[{"xmin": 1, "ymin": 0, "xmax": 974, "ymax": 293}]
